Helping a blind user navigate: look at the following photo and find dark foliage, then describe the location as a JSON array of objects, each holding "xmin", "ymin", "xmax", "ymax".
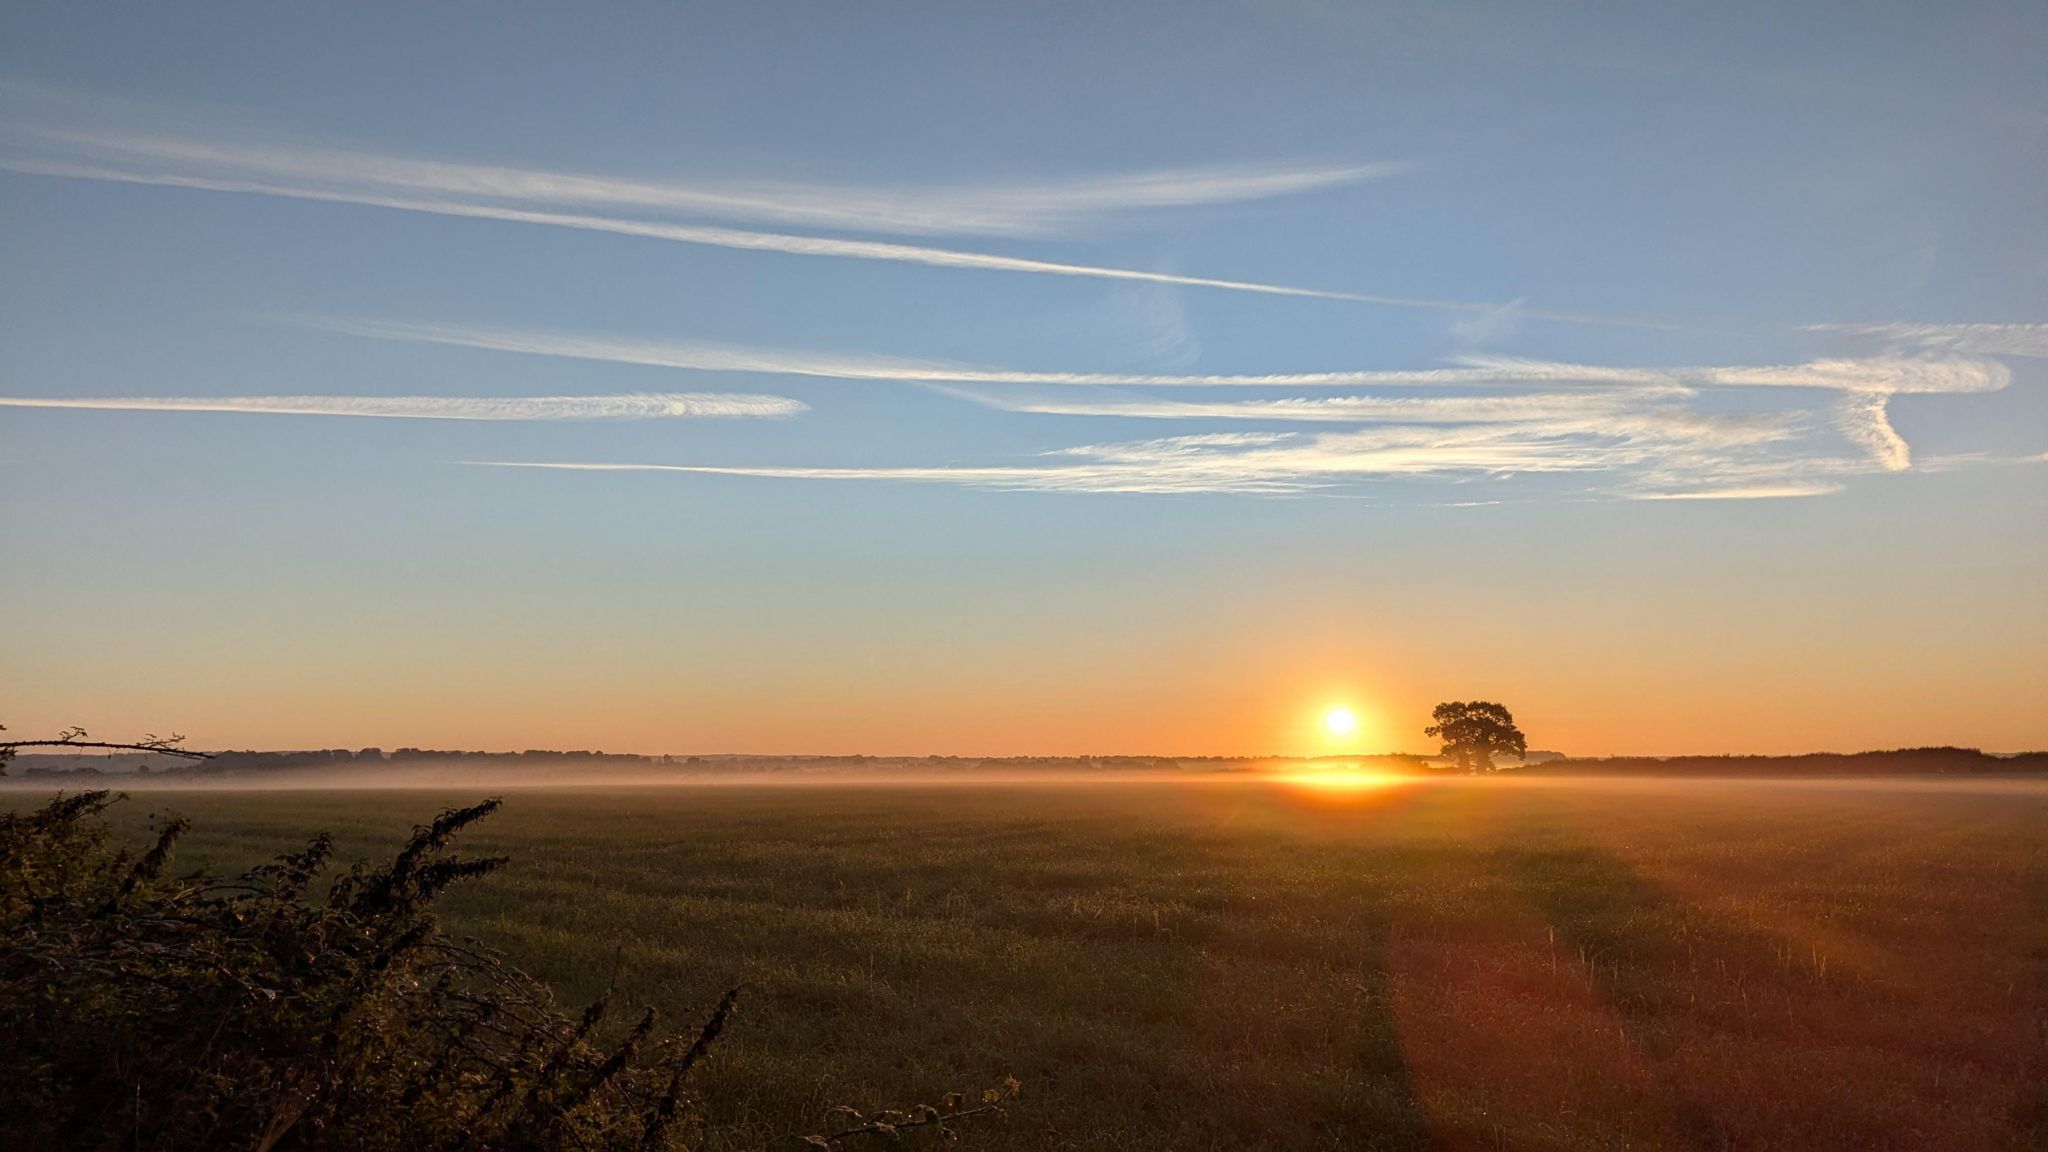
[
  {"xmin": 1425, "ymin": 701, "xmax": 1528, "ymax": 773},
  {"xmin": 0, "ymin": 791, "xmax": 742, "ymax": 1151}
]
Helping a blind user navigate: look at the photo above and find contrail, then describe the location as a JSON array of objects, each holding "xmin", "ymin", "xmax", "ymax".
[
  {"xmin": 321, "ymin": 320, "xmax": 2011, "ymax": 394},
  {"xmin": 24, "ymin": 129, "xmax": 1406, "ymax": 237},
  {"xmin": 939, "ymin": 385, "xmax": 1696, "ymax": 422},
  {"xmin": 0, "ymin": 392, "xmax": 807, "ymax": 420},
  {"xmin": 0, "ymin": 154, "xmax": 1674, "ymax": 327}
]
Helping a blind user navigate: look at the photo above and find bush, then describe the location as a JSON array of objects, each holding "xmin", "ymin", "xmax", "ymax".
[{"xmin": 0, "ymin": 792, "xmax": 740, "ymax": 1151}]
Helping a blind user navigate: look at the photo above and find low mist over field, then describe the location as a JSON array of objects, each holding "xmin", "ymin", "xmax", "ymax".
[{"xmin": 8, "ymin": 744, "xmax": 2044, "ymax": 791}]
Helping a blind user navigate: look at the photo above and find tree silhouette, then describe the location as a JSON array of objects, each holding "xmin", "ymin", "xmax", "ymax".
[{"xmin": 1425, "ymin": 701, "xmax": 1527, "ymax": 772}]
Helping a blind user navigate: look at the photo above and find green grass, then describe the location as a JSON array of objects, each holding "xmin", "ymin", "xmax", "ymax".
[{"xmin": 64, "ymin": 777, "xmax": 2048, "ymax": 1150}]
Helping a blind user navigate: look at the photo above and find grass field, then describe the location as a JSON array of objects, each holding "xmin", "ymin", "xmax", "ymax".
[{"xmin": 77, "ymin": 775, "xmax": 2048, "ymax": 1151}]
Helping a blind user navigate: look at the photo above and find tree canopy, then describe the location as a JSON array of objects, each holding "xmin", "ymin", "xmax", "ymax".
[{"xmin": 1424, "ymin": 701, "xmax": 1527, "ymax": 772}]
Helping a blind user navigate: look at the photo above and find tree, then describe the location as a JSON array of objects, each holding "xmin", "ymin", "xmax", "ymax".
[{"xmin": 1424, "ymin": 701, "xmax": 1527, "ymax": 773}]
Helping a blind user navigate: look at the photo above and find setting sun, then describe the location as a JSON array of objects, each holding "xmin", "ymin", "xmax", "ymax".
[{"xmin": 1323, "ymin": 706, "xmax": 1359, "ymax": 738}]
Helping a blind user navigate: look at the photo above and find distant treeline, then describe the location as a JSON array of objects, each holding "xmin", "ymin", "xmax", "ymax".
[
  {"xmin": 9, "ymin": 747, "xmax": 675, "ymax": 778},
  {"xmin": 5, "ymin": 747, "xmax": 1209, "ymax": 779},
  {"xmin": 7, "ymin": 745, "xmax": 2041, "ymax": 781},
  {"xmin": 1522, "ymin": 747, "xmax": 2048, "ymax": 776}
]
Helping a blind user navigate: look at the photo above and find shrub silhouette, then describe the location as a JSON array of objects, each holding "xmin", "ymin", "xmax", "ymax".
[{"xmin": 0, "ymin": 792, "xmax": 742, "ymax": 1151}]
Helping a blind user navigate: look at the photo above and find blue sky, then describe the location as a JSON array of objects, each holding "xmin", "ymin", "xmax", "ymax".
[{"xmin": 2, "ymin": 1, "xmax": 2043, "ymax": 754}]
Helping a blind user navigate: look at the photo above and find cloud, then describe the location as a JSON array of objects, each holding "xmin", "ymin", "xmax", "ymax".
[
  {"xmin": 0, "ymin": 392, "xmax": 805, "ymax": 420},
  {"xmin": 1831, "ymin": 392, "xmax": 1911, "ymax": 470},
  {"xmin": 1670, "ymin": 356, "xmax": 2011, "ymax": 394},
  {"xmin": 466, "ymin": 402, "xmax": 1813, "ymax": 497},
  {"xmin": 316, "ymin": 320, "xmax": 2014, "ymax": 488},
  {"xmin": 1631, "ymin": 483, "xmax": 1844, "ymax": 501},
  {"xmin": 24, "ymin": 127, "xmax": 1399, "ymax": 238},
  {"xmin": 0, "ymin": 117, "xmax": 1662, "ymax": 324},
  {"xmin": 324, "ymin": 320, "xmax": 2011, "ymax": 396},
  {"xmin": 1446, "ymin": 298, "xmax": 1528, "ymax": 346},
  {"xmin": 319, "ymin": 319, "xmax": 969, "ymax": 383},
  {"xmin": 462, "ymin": 386, "xmax": 1951, "ymax": 497},
  {"xmin": 5, "ymin": 153, "xmax": 1477, "ymax": 309},
  {"xmin": 1913, "ymin": 450, "xmax": 2048, "ymax": 474},
  {"xmin": 324, "ymin": 319, "xmax": 2013, "ymax": 491},
  {"xmin": 1113, "ymin": 283, "xmax": 1201, "ymax": 368},
  {"xmin": 5, "ymin": 153, "xmax": 1565, "ymax": 314},
  {"xmin": 942, "ymin": 385, "xmax": 1699, "ymax": 422},
  {"xmin": 1803, "ymin": 322, "xmax": 2048, "ymax": 359}
]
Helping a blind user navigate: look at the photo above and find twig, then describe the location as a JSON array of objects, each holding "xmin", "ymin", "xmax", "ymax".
[{"xmin": 0, "ymin": 739, "xmax": 213, "ymax": 761}]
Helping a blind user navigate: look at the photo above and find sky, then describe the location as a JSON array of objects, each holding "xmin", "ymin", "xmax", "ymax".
[{"xmin": 2, "ymin": 1, "xmax": 2044, "ymax": 757}]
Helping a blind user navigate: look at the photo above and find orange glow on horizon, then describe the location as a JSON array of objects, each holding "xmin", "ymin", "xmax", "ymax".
[
  {"xmin": 7, "ymin": 642, "xmax": 2043, "ymax": 756},
  {"xmin": 1273, "ymin": 767, "xmax": 1408, "ymax": 794}
]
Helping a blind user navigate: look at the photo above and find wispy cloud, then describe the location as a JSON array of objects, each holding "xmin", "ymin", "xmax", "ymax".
[
  {"xmin": 1112, "ymin": 283, "xmax": 1202, "ymax": 368},
  {"xmin": 1781, "ymin": 321, "xmax": 2043, "ymax": 475},
  {"xmin": 321, "ymin": 319, "xmax": 2011, "ymax": 396},
  {"xmin": 1830, "ymin": 391, "xmax": 1911, "ymax": 470},
  {"xmin": 1804, "ymin": 321, "xmax": 2048, "ymax": 359},
  {"xmin": 1447, "ymin": 299, "xmax": 1529, "ymax": 347},
  {"xmin": 303, "ymin": 315, "xmax": 2015, "ymax": 485},
  {"xmin": 0, "ymin": 114, "xmax": 1666, "ymax": 324},
  {"xmin": 1673, "ymin": 356, "xmax": 2011, "ymax": 394},
  {"xmin": 4, "ymin": 153, "xmax": 1476, "ymax": 309},
  {"xmin": 3, "ymin": 152, "xmax": 1567, "ymax": 315},
  {"xmin": 335, "ymin": 318, "xmax": 2011, "ymax": 489},
  {"xmin": 1913, "ymin": 450, "xmax": 2048, "ymax": 474},
  {"xmin": 467, "ymin": 401, "xmax": 1818, "ymax": 497},
  {"xmin": 24, "ymin": 128, "xmax": 1398, "ymax": 238},
  {"xmin": 462, "ymin": 389, "xmax": 1963, "ymax": 497},
  {"xmin": 0, "ymin": 392, "xmax": 805, "ymax": 420},
  {"xmin": 941, "ymin": 385, "xmax": 1698, "ymax": 422},
  {"xmin": 1632, "ymin": 483, "xmax": 1844, "ymax": 501}
]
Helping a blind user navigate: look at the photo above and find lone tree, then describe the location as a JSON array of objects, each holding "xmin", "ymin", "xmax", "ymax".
[{"xmin": 1425, "ymin": 701, "xmax": 1527, "ymax": 772}]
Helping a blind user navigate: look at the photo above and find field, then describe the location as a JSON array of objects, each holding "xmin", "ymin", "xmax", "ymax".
[{"xmin": 81, "ymin": 775, "xmax": 2048, "ymax": 1151}]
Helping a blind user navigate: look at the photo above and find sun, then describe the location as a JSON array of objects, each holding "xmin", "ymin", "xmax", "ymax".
[{"xmin": 1323, "ymin": 706, "xmax": 1359, "ymax": 738}]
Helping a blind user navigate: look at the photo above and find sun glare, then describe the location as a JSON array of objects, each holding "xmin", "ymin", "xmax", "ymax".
[
  {"xmin": 1276, "ymin": 767, "xmax": 1403, "ymax": 794},
  {"xmin": 1323, "ymin": 706, "xmax": 1358, "ymax": 738}
]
